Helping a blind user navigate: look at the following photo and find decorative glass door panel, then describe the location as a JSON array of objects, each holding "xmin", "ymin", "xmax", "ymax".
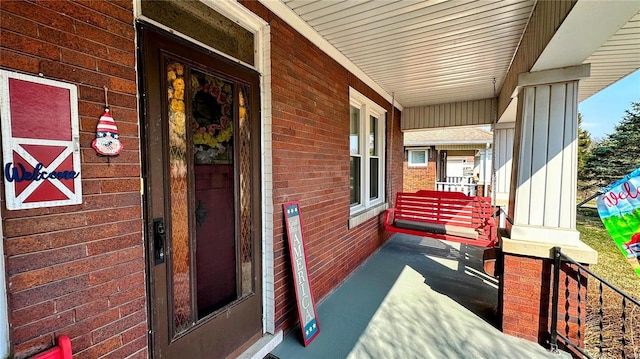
[
  {"xmin": 166, "ymin": 59, "xmax": 193, "ymax": 334},
  {"xmin": 190, "ymin": 68, "xmax": 237, "ymax": 322}
]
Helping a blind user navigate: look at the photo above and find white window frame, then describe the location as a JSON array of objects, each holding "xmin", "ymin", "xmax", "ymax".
[
  {"xmin": 408, "ymin": 149, "xmax": 429, "ymax": 167},
  {"xmin": 349, "ymin": 88, "xmax": 386, "ymax": 216}
]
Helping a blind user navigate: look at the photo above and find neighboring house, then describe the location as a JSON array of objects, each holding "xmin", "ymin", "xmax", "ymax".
[
  {"xmin": 0, "ymin": 1, "xmax": 636, "ymax": 359},
  {"xmin": 404, "ymin": 127, "xmax": 493, "ymax": 195},
  {"xmin": 446, "ymin": 155, "xmax": 475, "ymax": 178}
]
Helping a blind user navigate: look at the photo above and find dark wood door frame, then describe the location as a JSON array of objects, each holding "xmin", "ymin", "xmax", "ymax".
[{"xmin": 137, "ymin": 21, "xmax": 263, "ymax": 358}]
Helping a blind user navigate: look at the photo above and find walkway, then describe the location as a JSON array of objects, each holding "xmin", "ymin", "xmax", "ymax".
[{"xmin": 270, "ymin": 234, "xmax": 560, "ymax": 359}]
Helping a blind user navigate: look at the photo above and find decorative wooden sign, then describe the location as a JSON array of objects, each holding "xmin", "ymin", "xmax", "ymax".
[
  {"xmin": 283, "ymin": 202, "xmax": 320, "ymax": 346},
  {"xmin": 0, "ymin": 70, "xmax": 82, "ymax": 210}
]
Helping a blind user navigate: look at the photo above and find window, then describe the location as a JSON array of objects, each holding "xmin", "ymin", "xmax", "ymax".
[
  {"xmin": 350, "ymin": 88, "xmax": 386, "ymax": 215},
  {"xmin": 408, "ymin": 149, "xmax": 429, "ymax": 167}
]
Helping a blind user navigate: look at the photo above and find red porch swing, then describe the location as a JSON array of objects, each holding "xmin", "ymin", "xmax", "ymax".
[{"xmin": 384, "ymin": 190, "xmax": 498, "ymax": 248}]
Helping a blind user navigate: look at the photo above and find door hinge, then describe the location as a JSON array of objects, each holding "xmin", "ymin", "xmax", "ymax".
[{"xmin": 140, "ymin": 177, "xmax": 144, "ymax": 196}]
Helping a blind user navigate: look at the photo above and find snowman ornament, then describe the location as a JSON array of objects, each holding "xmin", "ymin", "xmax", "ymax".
[{"xmin": 92, "ymin": 107, "xmax": 123, "ymax": 156}]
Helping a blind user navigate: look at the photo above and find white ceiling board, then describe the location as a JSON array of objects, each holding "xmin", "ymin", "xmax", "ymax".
[
  {"xmin": 280, "ymin": 0, "xmax": 534, "ymax": 107},
  {"xmin": 277, "ymin": 0, "xmax": 639, "ymax": 109},
  {"xmin": 579, "ymin": 10, "xmax": 640, "ymax": 102}
]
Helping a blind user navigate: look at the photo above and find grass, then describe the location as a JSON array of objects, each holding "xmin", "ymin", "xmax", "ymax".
[
  {"xmin": 578, "ymin": 207, "xmax": 640, "ymax": 298},
  {"xmin": 576, "ymin": 207, "xmax": 640, "ymax": 358}
]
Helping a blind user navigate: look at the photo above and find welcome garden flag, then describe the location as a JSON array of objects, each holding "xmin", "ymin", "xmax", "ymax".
[{"xmin": 596, "ymin": 167, "xmax": 640, "ymax": 277}]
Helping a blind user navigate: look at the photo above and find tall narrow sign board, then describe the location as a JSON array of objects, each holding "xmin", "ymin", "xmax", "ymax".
[{"xmin": 283, "ymin": 202, "xmax": 320, "ymax": 346}]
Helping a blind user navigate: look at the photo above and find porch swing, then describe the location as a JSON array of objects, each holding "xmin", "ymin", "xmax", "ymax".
[
  {"xmin": 384, "ymin": 190, "xmax": 498, "ymax": 248},
  {"xmin": 385, "ymin": 78, "xmax": 499, "ymax": 249}
]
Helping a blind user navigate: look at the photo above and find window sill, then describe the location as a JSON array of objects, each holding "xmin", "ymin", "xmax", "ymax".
[{"xmin": 348, "ymin": 203, "xmax": 388, "ymax": 229}]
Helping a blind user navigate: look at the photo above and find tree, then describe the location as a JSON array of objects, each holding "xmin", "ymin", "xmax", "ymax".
[
  {"xmin": 577, "ymin": 113, "xmax": 593, "ymax": 197},
  {"xmin": 580, "ymin": 101, "xmax": 640, "ymax": 193},
  {"xmin": 577, "ymin": 113, "xmax": 592, "ymax": 173}
]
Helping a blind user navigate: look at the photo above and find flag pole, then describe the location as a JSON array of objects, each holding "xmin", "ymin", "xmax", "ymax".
[{"xmin": 577, "ymin": 190, "xmax": 603, "ymax": 208}]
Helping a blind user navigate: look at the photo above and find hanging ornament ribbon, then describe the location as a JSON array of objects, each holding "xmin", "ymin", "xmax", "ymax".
[{"xmin": 92, "ymin": 86, "xmax": 123, "ymax": 156}]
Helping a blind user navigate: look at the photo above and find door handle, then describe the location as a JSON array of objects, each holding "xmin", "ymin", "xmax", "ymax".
[{"xmin": 153, "ymin": 218, "xmax": 166, "ymax": 265}]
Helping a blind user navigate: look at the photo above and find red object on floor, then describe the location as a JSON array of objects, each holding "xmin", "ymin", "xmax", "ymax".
[{"xmin": 31, "ymin": 335, "xmax": 72, "ymax": 359}]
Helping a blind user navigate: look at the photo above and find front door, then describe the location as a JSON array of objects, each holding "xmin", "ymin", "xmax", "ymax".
[{"xmin": 139, "ymin": 25, "xmax": 262, "ymax": 358}]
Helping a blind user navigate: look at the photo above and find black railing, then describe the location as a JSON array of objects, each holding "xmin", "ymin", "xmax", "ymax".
[{"xmin": 550, "ymin": 247, "xmax": 640, "ymax": 358}]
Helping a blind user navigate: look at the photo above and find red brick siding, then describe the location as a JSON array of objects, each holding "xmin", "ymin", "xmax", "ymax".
[
  {"xmin": 389, "ymin": 106, "xmax": 404, "ymax": 202},
  {"xmin": 239, "ymin": 1, "xmax": 403, "ymax": 334},
  {"xmin": 501, "ymin": 254, "xmax": 588, "ymax": 355},
  {"xmin": 0, "ymin": 1, "xmax": 146, "ymax": 358},
  {"xmin": 403, "ymin": 154, "xmax": 437, "ymax": 192}
]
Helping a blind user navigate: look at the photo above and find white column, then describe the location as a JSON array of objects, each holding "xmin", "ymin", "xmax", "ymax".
[
  {"xmin": 474, "ymin": 147, "xmax": 492, "ymax": 197},
  {"xmin": 504, "ymin": 64, "xmax": 597, "ymax": 263},
  {"xmin": 483, "ymin": 146, "xmax": 491, "ymax": 196},
  {"xmin": 494, "ymin": 122, "xmax": 515, "ymax": 206},
  {"xmin": 493, "ymin": 122, "xmax": 515, "ymax": 227}
]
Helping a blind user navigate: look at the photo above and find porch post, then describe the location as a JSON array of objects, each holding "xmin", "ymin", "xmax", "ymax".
[
  {"xmin": 493, "ymin": 121, "xmax": 515, "ymax": 227},
  {"xmin": 507, "ymin": 64, "xmax": 591, "ymax": 245},
  {"xmin": 500, "ymin": 64, "xmax": 598, "ymax": 350}
]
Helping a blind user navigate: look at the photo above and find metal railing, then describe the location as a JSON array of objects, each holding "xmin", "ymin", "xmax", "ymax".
[
  {"xmin": 435, "ymin": 176, "xmax": 478, "ymax": 196},
  {"xmin": 550, "ymin": 247, "xmax": 640, "ymax": 358}
]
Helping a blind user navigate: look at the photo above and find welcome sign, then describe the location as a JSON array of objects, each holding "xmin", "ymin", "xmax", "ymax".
[
  {"xmin": 283, "ymin": 202, "xmax": 320, "ymax": 346},
  {"xmin": 596, "ymin": 167, "xmax": 640, "ymax": 277},
  {"xmin": 0, "ymin": 70, "xmax": 82, "ymax": 210}
]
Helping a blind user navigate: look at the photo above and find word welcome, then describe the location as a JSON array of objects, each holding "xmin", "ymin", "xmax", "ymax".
[
  {"xmin": 603, "ymin": 180, "xmax": 640, "ymax": 208},
  {"xmin": 5, "ymin": 162, "xmax": 80, "ymax": 182}
]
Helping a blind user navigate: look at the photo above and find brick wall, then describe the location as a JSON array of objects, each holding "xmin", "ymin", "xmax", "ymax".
[
  {"xmin": 501, "ymin": 254, "xmax": 588, "ymax": 356},
  {"xmin": 403, "ymin": 155, "xmax": 437, "ymax": 192},
  {"xmin": 0, "ymin": 2, "xmax": 146, "ymax": 358},
  {"xmin": 240, "ymin": 1, "xmax": 403, "ymax": 333},
  {"xmin": 1, "ymin": 0, "xmax": 406, "ymax": 355},
  {"xmin": 389, "ymin": 106, "xmax": 404, "ymax": 201}
]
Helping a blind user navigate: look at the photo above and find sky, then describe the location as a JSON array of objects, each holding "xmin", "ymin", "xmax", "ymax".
[{"xmin": 579, "ymin": 68, "xmax": 640, "ymax": 140}]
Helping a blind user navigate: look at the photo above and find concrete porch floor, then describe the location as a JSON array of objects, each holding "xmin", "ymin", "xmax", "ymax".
[{"xmin": 270, "ymin": 234, "xmax": 560, "ymax": 359}]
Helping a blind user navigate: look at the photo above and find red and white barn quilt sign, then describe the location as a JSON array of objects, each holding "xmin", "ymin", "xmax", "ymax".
[{"xmin": 0, "ymin": 70, "xmax": 82, "ymax": 210}]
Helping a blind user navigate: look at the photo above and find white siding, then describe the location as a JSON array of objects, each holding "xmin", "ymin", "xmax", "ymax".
[
  {"xmin": 494, "ymin": 123, "xmax": 515, "ymax": 198},
  {"xmin": 515, "ymin": 82, "xmax": 578, "ymax": 228}
]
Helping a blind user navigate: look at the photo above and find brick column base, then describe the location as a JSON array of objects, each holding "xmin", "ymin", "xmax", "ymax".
[{"xmin": 500, "ymin": 253, "xmax": 588, "ymax": 357}]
